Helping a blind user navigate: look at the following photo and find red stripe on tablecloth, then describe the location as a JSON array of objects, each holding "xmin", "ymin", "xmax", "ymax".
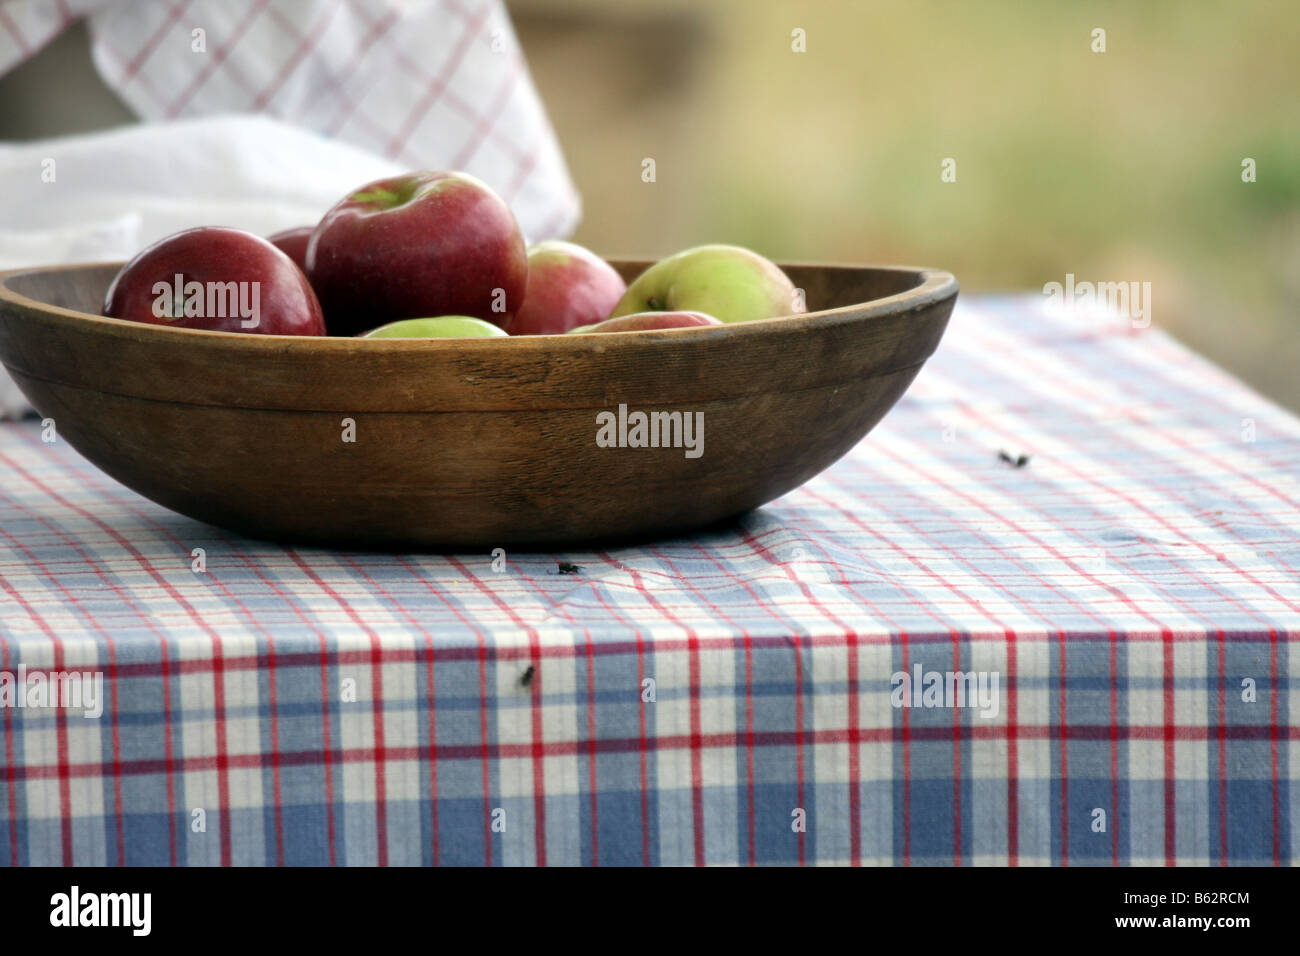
[
  {"xmin": 287, "ymin": 550, "xmax": 389, "ymax": 866},
  {"xmin": 253, "ymin": 2, "xmax": 344, "ymax": 110},
  {"xmin": 119, "ymin": 0, "xmax": 187, "ymax": 81},
  {"xmin": 688, "ymin": 632, "xmax": 704, "ymax": 866},
  {"xmin": 386, "ymin": 2, "xmax": 491, "ymax": 159},
  {"xmin": 847, "ymin": 627, "xmax": 861, "ymax": 865},
  {"xmin": 529, "ymin": 628, "xmax": 546, "ymax": 867},
  {"xmin": 636, "ymin": 625, "xmax": 650, "ymax": 865},
  {"xmin": 165, "ymin": 0, "xmax": 270, "ymax": 117},
  {"xmin": 9, "ymin": 719, "xmax": 1297, "ymax": 785}
]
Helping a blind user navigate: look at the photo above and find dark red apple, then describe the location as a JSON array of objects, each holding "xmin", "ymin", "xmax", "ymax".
[
  {"xmin": 571, "ymin": 310, "xmax": 722, "ymax": 334},
  {"xmin": 306, "ymin": 170, "xmax": 526, "ymax": 337},
  {"xmin": 103, "ymin": 227, "xmax": 326, "ymax": 335},
  {"xmin": 506, "ymin": 240, "xmax": 626, "ymax": 335},
  {"xmin": 268, "ymin": 226, "xmax": 313, "ymax": 272}
]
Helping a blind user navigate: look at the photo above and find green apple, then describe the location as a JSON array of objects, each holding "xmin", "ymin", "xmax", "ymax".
[
  {"xmin": 610, "ymin": 244, "xmax": 805, "ymax": 324},
  {"xmin": 360, "ymin": 316, "xmax": 508, "ymax": 338}
]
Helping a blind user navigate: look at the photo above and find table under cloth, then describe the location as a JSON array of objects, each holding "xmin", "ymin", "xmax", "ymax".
[{"xmin": 1, "ymin": 294, "xmax": 1297, "ymax": 867}]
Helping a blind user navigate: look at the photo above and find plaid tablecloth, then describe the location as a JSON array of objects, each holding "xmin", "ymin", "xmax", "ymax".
[{"xmin": 1, "ymin": 295, "xmax": 1297, "ymax": 866}]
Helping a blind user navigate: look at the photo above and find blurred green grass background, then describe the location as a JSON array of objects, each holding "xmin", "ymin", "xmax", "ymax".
[{"xmin": 513, "ymin": 0, "xmax": 1300, "ymax": 408}]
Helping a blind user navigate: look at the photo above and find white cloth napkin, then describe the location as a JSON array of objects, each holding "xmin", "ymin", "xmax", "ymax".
[{"xmin": 0, "ymin": 0, "xmax": 580, "ymax": 418}]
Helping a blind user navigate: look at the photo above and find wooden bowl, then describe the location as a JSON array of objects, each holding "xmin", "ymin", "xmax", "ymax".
[{"xmin": 0, "ymin": 260, "xmax": 957, "ymax": 549}]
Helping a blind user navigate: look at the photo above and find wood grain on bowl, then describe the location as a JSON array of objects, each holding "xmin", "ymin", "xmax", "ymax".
[{"xmin": 0, "ymin": 260, "xmax": 957, "ymax": 548}]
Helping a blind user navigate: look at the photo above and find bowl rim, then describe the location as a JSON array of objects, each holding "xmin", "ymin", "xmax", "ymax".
[{"xmin": 0, "ymin": 259, "xmax": 958, "ymax": 351}]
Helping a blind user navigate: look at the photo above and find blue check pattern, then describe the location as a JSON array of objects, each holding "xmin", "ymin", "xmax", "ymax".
[{"xmin": 1, "ymin": 295, "xmax": 1298, "ymax": 865}]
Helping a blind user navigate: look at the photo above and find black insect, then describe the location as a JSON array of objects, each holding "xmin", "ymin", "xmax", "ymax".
[
  {"xmin": 520, "ymin": 665, "xmax": 536, "ymax": 687},
  {"xmin": 998, "ymin": 450, "xmax": 1031, "ymax": 468},
  {"xmin": 557, "ymin": 561, "xmax": 582, "ymax": 574}
]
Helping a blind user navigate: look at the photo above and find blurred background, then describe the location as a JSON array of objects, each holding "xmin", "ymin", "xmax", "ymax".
[{"xmin": 2, "ymin": 0, "xmax": 1297, "ymax": 408}]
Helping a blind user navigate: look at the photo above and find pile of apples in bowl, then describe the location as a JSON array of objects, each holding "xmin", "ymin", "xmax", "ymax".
[
  {"xmin": 0, "ymin": 168, "xmax": 957, "ymax": 549},
  {"xmin": 103, "ymin": 169, "xmax": 808, "ymax": 341}
]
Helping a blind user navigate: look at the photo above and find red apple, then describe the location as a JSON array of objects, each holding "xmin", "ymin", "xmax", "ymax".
[
  {"xmin": 306, "ymin": 170, "xmax": 526, "ymax": 337},
  {"xmin": 571, "ymin": 310, "xmax": 722, "ymax": 334},
  {"xmin": 267, "ymin": 226, "xmax": 313, "ymax": 272},
  {"xmin": 506, "ymin": 240, "xmax": 627, "ymax": 335},
  {"xmin": 103, "ymin": 227, "xmax": 326, "ymax": 336}
]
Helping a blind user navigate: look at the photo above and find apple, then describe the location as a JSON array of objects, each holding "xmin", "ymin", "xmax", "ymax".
[
  {"xmin": 267, "ymin": 226, "xmax": 313, "ymax": 272},
  {"xmin": 570, "ymin": 310, "xmax": 722, "ymax": 334},
  {"xmin": 307, "ymin": 170, "xmax": 526, "ymax": 337},
  {"xmin": 506, "ymin": 240, "xmax": 627, "ymax": 335},
  {"xmin": 103, "ymin": 226, "xmax": 326, "ymax": 335},
  {"xmin": 361, "ymin": 316, "xmax": 508, "ymax": 338},
  {"xmin": 611, "ymin": 244, "xmax": 805, "ymax": 324}
]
